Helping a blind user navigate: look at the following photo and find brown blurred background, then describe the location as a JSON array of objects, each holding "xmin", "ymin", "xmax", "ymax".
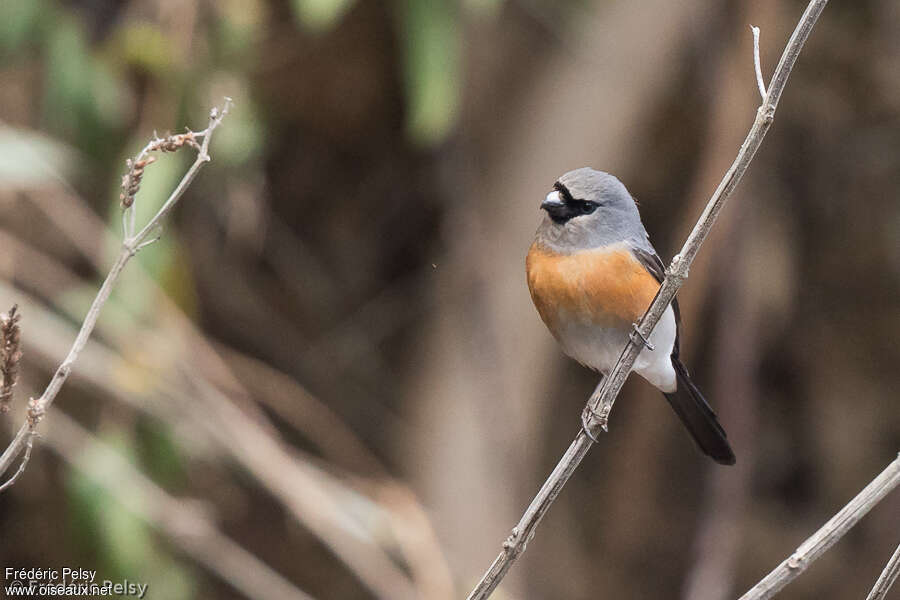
[{"xmin": 0, "ymin": 0, "xmax": 898, "ymax": 599}]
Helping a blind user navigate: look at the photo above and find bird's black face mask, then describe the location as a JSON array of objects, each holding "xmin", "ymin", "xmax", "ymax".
[{"xmin": 541, "ymin": 182, "xmax": 599, "ymax": 224}]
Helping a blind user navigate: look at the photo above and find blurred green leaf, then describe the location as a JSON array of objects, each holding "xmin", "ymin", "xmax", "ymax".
[
  {"xmin": 136, "ymin": 419, "xmax": 187, "ymax": 487},
  {"xmin": 67, "ymin": 429, "xmax": 196, "ymax": 600},
  {"xmin": 0, "ymin": 0, "xmax": 45, "ymax": 54},
  {"xmin": 103, "ymin": 493, "xmax": 156, "ymax": 574},
  {"xmin": 92, "ymin": 59, "xmax": 129, "ymax": 126},
  {"xmin": 290, "ymin": 0, "xmax": 357, "ymax": 32},
  {"xmin": 67, "ymin": 430, "xmax": 153, "ymax": 577},
  {"xmin": 401, "ymin": 0, "xmax": 461, "ymax": 146},
  {"xmin": 42, "ymin": 12, "xmax": 128, "ymax": 147},
  {"xmin": 107, "ymin": 23, "xmax": 175, "ymax": 75},
  {"xmin": 214, "ymin": 0, "xmax": 266, "ymax": 62},
  {"xmin": 209, "ymin": 93, "xmax": 264, "ymax": 166},
  {"xmin": 43, "ymin": 14, "xmax": 93, "ymax": 135}
]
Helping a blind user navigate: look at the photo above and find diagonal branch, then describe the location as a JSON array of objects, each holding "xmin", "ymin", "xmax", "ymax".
[
  {"xmin": 0, "ymin": 99, "xmax": 232, "ymax": 487},
  {"xmin": 739, "ymin": 455, "xmax": 900, "ymax": 600},
  {"xmin": 466, "ymin": 2, "xmax": 829, "ymax": 598},
  {"xmin": 866, "ymin": 541, "xmax": 900, "ymax": 600}
]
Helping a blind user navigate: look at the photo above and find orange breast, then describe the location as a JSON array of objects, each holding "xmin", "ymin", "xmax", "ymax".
[{"xmin": 526, "ymin": 242, "xmax": 660, "ymax": 333}]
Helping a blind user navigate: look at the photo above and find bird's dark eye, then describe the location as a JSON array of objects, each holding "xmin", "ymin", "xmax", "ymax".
[{"xmin": 579, "ymin": 201, "xmax": 597, "ymax": 214}]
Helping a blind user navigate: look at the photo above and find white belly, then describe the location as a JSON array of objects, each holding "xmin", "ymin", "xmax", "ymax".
[{"xmin": 556, "ymin": 304, "xmax": 678, "ymax": 393}]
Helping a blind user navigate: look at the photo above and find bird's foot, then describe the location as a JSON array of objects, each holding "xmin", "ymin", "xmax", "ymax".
[{"xmin": 629, "ymin": 323, "xmax": 655, "ymax": 351}]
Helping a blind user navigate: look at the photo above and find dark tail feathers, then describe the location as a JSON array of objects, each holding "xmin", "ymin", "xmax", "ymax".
[{"xmin": 663, "ymin": 358, "xmax": 735, "ymax": 465}]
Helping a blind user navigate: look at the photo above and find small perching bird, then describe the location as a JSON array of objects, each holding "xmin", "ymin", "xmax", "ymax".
[{"xmin": 526, "ymin": 168, "xmax": 735, "ymax": 465}]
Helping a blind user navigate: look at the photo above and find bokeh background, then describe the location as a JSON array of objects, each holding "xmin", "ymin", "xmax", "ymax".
[{"xmin": 0, "ymin": 0, "xmax": 898, "ymax": 599}]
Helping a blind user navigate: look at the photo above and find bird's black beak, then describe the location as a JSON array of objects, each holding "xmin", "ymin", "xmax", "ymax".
[{"xmin": 540, "ymin": 190, "xmax": 569, "ymax": 221}]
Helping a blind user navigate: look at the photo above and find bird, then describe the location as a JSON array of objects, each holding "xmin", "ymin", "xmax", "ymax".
[{"xmin": 526, "ymin": 167, "xmax": 735, "ymax": 465}]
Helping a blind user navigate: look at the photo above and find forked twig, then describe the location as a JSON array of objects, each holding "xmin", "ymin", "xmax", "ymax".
[
  {"xmin": 0, "ymin": 434, "xmax": 32, "ymax": 494},
  {"xmin": 739, "ymin": 455, "xmax": 900, "ymax": 600},
  {"xmin": 0, "ymin": 99, "xmax": 232, "ymax": 488}
]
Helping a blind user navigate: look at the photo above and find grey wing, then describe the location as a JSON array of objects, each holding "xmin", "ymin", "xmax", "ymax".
[{"xmin": 629, "ymin": 245, "xmax": 683, "ymax": 358}]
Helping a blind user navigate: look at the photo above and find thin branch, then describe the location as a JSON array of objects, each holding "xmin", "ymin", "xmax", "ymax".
[
  {"xmin": 866, "ymin": 542, "xmax": 900, "ymax": 600},
  {"xmin": 0, "ymin": 434, "xmax": 32, "ymax": 494},
  {"xmin": 750, "ymin": 25, "xmax": 767, "ymax": 100},
  {"xmin": 739, "ymin": 454, "xmax": 900, "ymax": 600},
  {"xmin": 0, "ymin": 99, "xmax": 232, "ymax": 485},
  {"xmin": 466, "ymin": 2, "xmax": 829, "ymax": 598},
  {"xmin": 0, "ymin": 236, "xmax": 440, "ymax": 599}
]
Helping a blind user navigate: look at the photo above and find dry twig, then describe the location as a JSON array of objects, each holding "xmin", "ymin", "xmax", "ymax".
[
  {"xmin": 466, "ymin": 2, "xmax": 829, "ymax": 598},
  {"xmin": 0, "ymin": 434, "xmax": 31, "ymax": 494},
  {"xmin": 0, "ymin": 99, "xmax": 232, "ymax": 489},
  {"xmin": 866, "ymin": 542, "xmax": 900, "ymax": 600},
  {"xmin": 738, "ymin": 455, "xmax": 900, "ymax": 600},
  {"xmin": 0, "ymin": 225, "xmax": 449, "ymax": 600}
]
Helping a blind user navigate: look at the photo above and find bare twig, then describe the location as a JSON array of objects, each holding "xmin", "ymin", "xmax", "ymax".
[
  {"xmin": 0, "ymin": 237, "xmax": 448, "ymax": 600},
  {"xmin": 120, "ymin": 127, "xmax": 203, "ymax": 238},
  {"xmin": 751, "ymin": 25, "xmax": 767, "ymax": 100},
  {"xmin": 739, "ymin": 455, "xmax": 900, "ymax": 600},
  {"xmin": 866, "ymin": 542, "xmax": 900, "ymax": 600},
  {"xmin": 0, "ymin": 99, "xmax": 232, "ymax": 486},
  {"xmin": 0, "ymin": 434, "xmax": 31, "ymax": 493},
  {"xmin": 466, "ymin": 3, "xmax": 829, "ymax": 598}
]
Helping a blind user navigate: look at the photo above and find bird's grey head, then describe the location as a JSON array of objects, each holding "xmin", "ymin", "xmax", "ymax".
[{"xmin": 535, "ymin": 167, "xmax": 649, "ymax": 253}]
